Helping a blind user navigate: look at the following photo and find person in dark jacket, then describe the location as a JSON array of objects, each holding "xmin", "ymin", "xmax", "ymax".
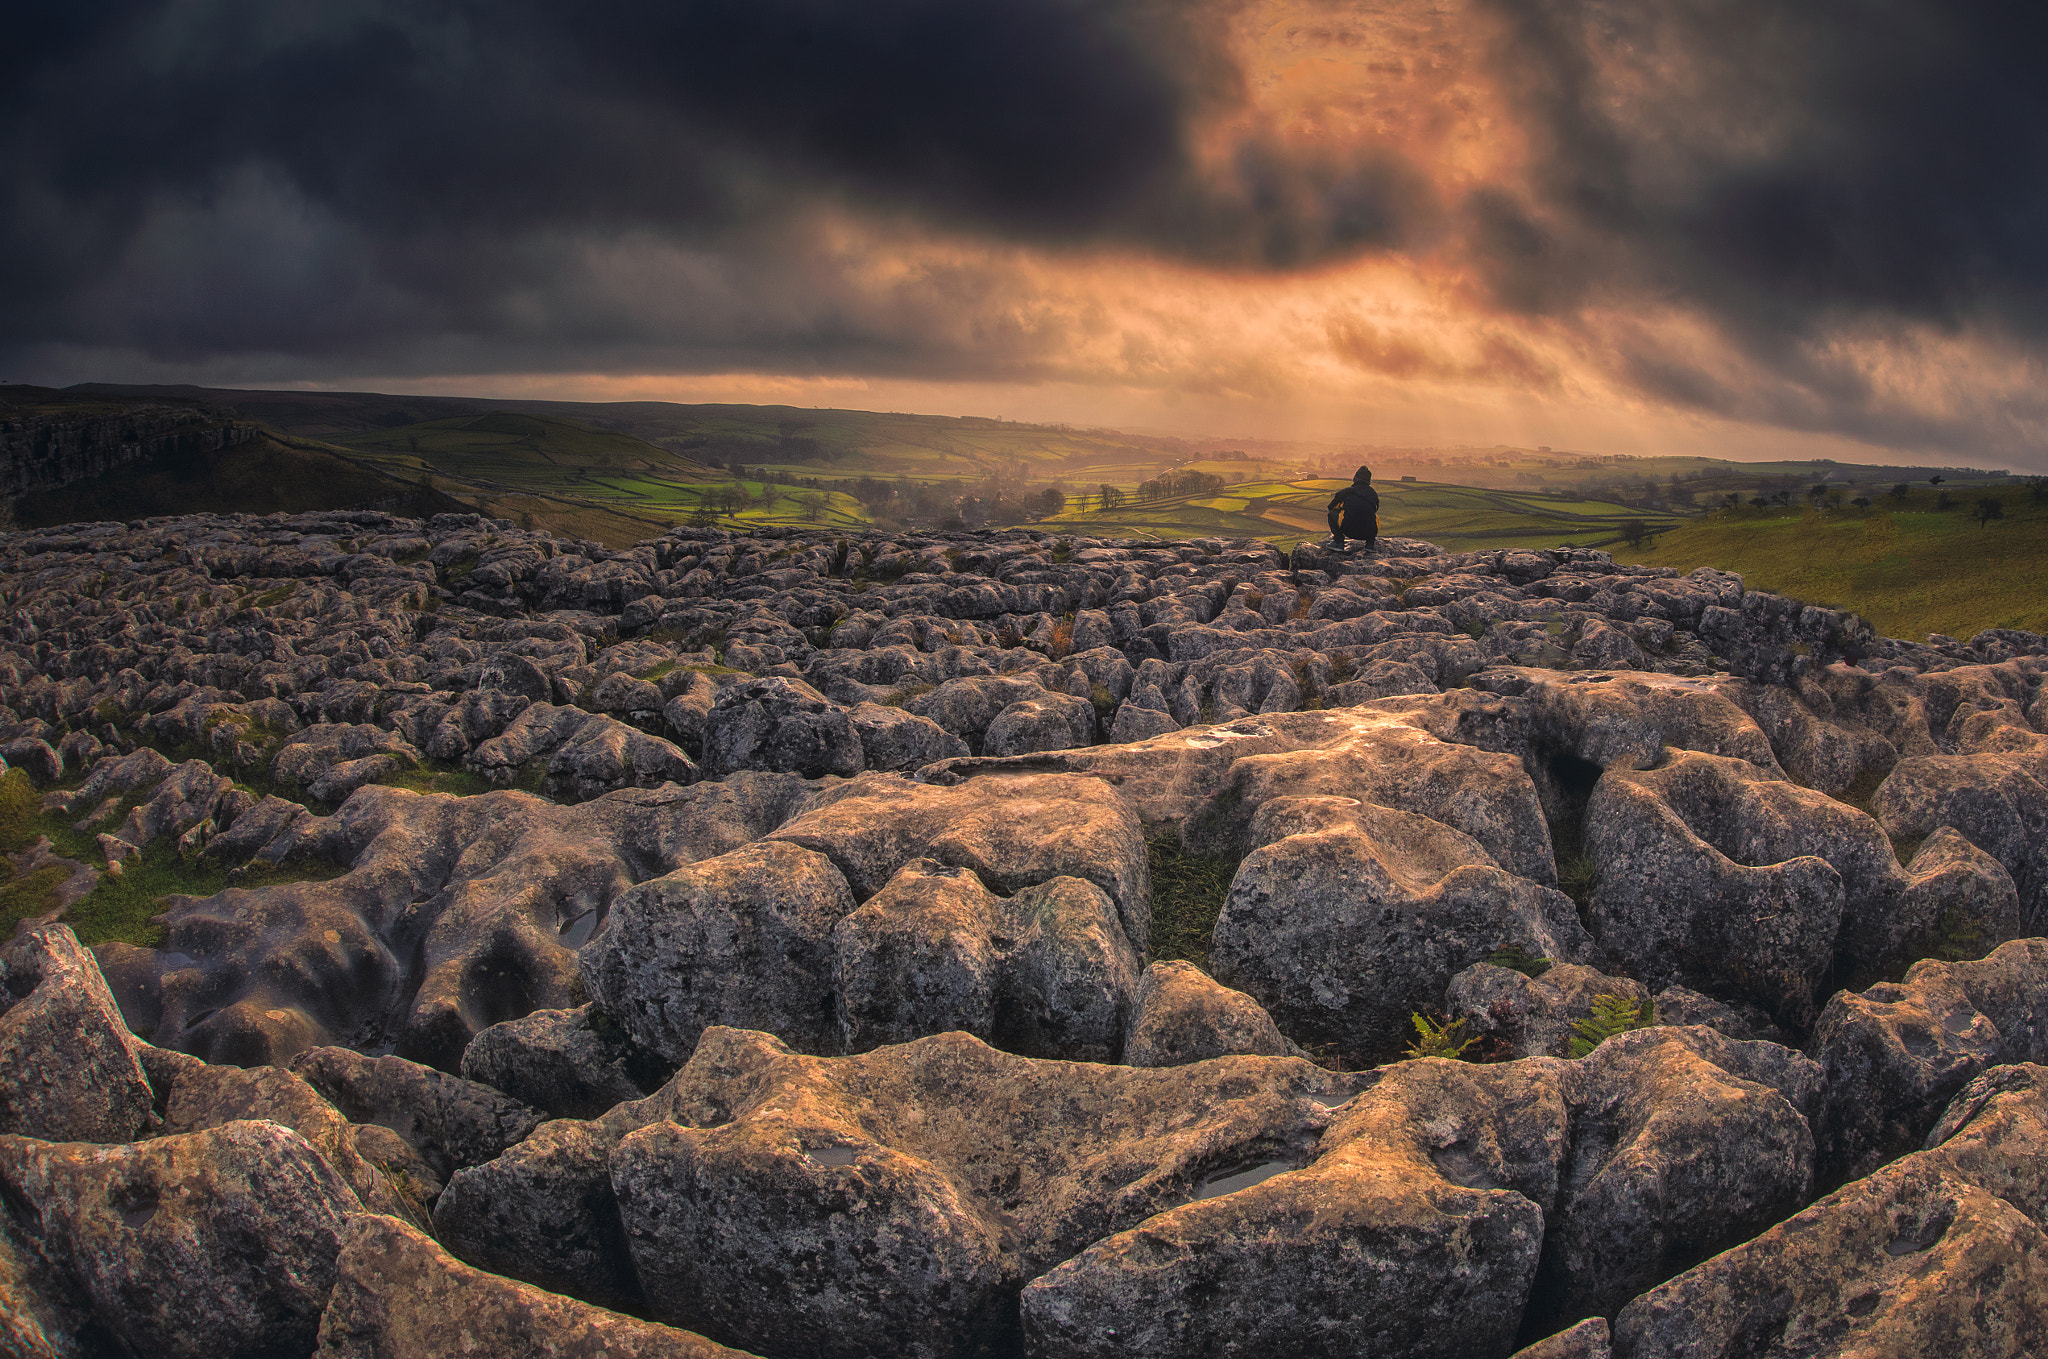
[{"xmin": 1327, "ymin": 466, "xmax": 1380, "ymax": 552}]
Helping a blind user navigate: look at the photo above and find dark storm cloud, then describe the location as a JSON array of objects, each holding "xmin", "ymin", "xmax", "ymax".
[
  {"xmin": 1470, "ymin": 0, "xmax": 2048, "ymax": 349},
  {"xmin": 7, "ymin": 0, "xmax": 2048, "ymax": 465},
  {"xmin": 0, "ymin": 0, "xmax": 1443, "ymax": 375}
]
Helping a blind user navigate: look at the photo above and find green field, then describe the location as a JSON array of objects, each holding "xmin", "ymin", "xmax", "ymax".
[
  {"xmin": 1030, "ymin": 478, "xmax": 1685, "ymax": 551},
  {"xmin": 1613, "ymin": 487, "xmax": 2048, "ymax": 640},
  {"xmin": 335, "ymin": 412, "xmax": 871, "ymax": 544}
]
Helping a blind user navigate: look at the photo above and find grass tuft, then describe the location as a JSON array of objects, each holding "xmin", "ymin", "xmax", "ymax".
[{"xmin": 1146, "ymin": 831, "xmax": 1239, "ymax": 970}]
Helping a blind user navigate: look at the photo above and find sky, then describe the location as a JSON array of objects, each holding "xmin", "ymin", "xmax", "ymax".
[{"xmin": 6, "ymin": 0, "xmax": 2047, "ymax": 469}]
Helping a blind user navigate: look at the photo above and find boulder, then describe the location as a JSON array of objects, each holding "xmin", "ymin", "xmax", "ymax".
[
  {"xmin": 114, "ymin": 756, "xmax": 234, "ymax": 849},
  {"xmin": 1872, "ymin": 753, "xmax": 2048, "ymax": 925},
  {"xmin": 608, "ymin": 1027, "xmax": 1353, "ymax": 1359},
  {"xmin": 1470, "ymin": 667, "xmax": 1784, "ymax": 775},
  {"xmin": 460, "ymin": 1003, "xmax": 659, "ymax": 1120},
  {"xmin": 290, "ymin": 1047, "xmax": 545, "ymax": 1182},
  {"xmin": 0, "ymin": 924, "xmax": 152, "ymax": 1143},
  {"xmin": 1443, "ymin": 960, "xmax": 1652, "ymax": 1061},
  {"xmin": 847, "ymin": 701, "xmax": 969, "ymax": 771},
  {"xmin": 580, "ymin": 841, "xmax": 860, "ymax": 1062},
  {"xmin": 906, "ymin": 675, "xmax": 1051, "ymax": 753},
  {"xmin": 766, "ymin": 772, "xmax": 1151, "ymax": 956},
  {"xmin": 543, "ymin": 716, "xmax": 699, "ymax": 801},
  {"xmin": 1613, "ymin": 1063, "xmax": 2048, "ymax": 1358},
  {"xmin": 1582, "ymin": 752, "xmax": 1857, "ymax": 1026},
  {"xmin": 146, "ymin": 776, "xmax": 815, "ymax": 1072},
  {"xmin": 1122, "ymin": 960, "xmax": 1292, "ymax": 1067},
  {"xmin": 317, "ymin": 1212, "xmax": 751, "ymax": 1359},
  {"xmin": 1809, "ymin": 938, "xmax": 2048, "ymax": 1186},
  {"xmin": 432, "ymin": 1111, "xmax": 646, "ymax": 1311},
  {"xmin": 0, "ymin": 1121, "xmax": 364, "ymax": 1359},
  {"xmin": 146, "ymin": 1045, "xmax": 423, "ymax": 1226},
  {"xmin": 700, "ymin": 677, "xmax": 862, "ymax": 778},
  {"xmin": 1211, "ymin": 797, "xmax": 1591, "ymax": 1065},
  {"xmin": 834, "ymin": 859, "xmax": 1140, "ymax": 1061},
  {"xmin": 270, "ymin": 724, "xmax": 421, "ymax": 802},
  {"xmin": 982, "ymin": 693, "xmax": 1098, "ymax": 757},
  {"xmin": 1024, "ymin": 1027, "xmax": 1818, "ymax": 1359}
]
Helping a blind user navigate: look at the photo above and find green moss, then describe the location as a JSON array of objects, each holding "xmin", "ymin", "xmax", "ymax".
[
  {"xmin": 0, "ymin": 768, "xmax": 39, "ymax": 855},
  {"xmin": 372, "ymin": 763, "xmax": 495, "ymax": 798},
  {"xmin": 1146, "ymin": 831, "xmax": 1239, "ymax": 971},
  {"xmin": 880, "ymin": 682, "xmax": 934, "ymax": 710},
  {"xmin": 251, "ymin": 582, "xmax": 298, "ymax": 609},
  {"xmin": 59, "ymin": 844, "xmax": 344, "ymax": 949},
  {"xmin": 0, "ymin": 864, "xmax": 70, "ymax": 934}
]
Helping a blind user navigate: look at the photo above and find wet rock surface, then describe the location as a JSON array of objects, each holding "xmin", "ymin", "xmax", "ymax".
[{"xmin": 3, "ymin": 511, "xmax": 2048, "ymax": 1355}]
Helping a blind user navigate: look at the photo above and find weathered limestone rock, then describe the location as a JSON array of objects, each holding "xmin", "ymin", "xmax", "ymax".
[
  {"xmin": 766, "ymin": 771, "xmax": 1151, "ymax": 955},
  {"xmin": 1024, "ymin": 1026, "xmax": 1817, "ymax": 1359},
  {"xmin": 1123, "ymin": 960, "xmax": 1292, "ymax": 1067},
  {"xmin": 450, "ymin": 1026, "xmax": 1353, "ymax": 1359},
  {"xmin": 581, "ymin": 841, "xmax": 860, "ymax": 1062},
  {"xmin": 1211, "ymin": 796, "xmax": 1591, "ymax": 1065},
  {"xmin": 0, "ymin": 925, "xmax": 152, "ymax": 1143},
  {"xmin": 1809, "ymin": 937, "xmax": 2048, "ymax": 1185},
  {"xmin": 846, "ymin": 701, "xmax": 968, "ymax": 771},
  {"xmin": 146, "ymin": 1045, "xmax": 423, "ymax": 1226},
  {"xmin": 146, "ymin": 775, "xmax": 816, "ymax": 1070},
  {"xmin": 270, "ymin": 723, "xmax": 421, "ymax": 803},
  {"xmin": 1872, "ymin": 753, "xmax": 2048, "ymax": 925},
  {"xmin": 1582, "ymin": 752, "xmax": 1852, "ymax": 1026},
  {"xmin": 433, "ymin": 1110, "xmax": 646, "ymax": 1310},
  {"xmin": 461, "ymin": 1003, "xmax": 658, "ymax": 1119},
  {"xmin": 114, "ymin": 755, "xmax": 234, "ymax": 849},
  {"xmin": 1613, "ymin": 1063, "xmax": 2048, "ymax": 1358},
  {"xmin": 290, "ymin": 1046, "xmax": 545, "ymax": 1182},
  {"xmin": 1443, "ymin": 960, "xmax": 1652, "ymax": 1061},
  {"xmin": 906, "ymin": 675, "xmax": 1050, "ymax": 753},
  {"xmin": 1510, "ymin": 1318, "xmax": 1610, "ymax": 1359},
  {"xmin": 317, "ymin": 1213, "xmax": 752, "ymax": 1359},
  {"xmin": 701, "ymin": 677, "xmax": 862, "ymax": 778},
  {"xmin": 1471, "ymin": 666, "xmax": 1784, "ymax": 775},
  {"xmin": 834, "ymin": 860, "xmax": 1140, "ymax": 1061},
  {"xmin": 0, "ymin": 1121, "xmax": 365, "ymax": 1359},
  {"xmin": 1526, "ymin": 1027, "xmax": 1820, "ymax": 1333},
  {"xmin": 544, "ymin": 715, "xmax": 699, "ymax": 801},
  {"xmin": 982, "ymin": 693, "xmax": 1098, "ymax": 756}
]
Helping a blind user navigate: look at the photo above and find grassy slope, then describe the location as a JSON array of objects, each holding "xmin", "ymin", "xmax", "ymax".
[
  {"xmin": 8, "ymin": 431, "xmax": 462, "ymax": 530},
  {"xmin": 1613, "ymin": 488, "xmax": 2048, "ymax": 640},
  {"xmin": 338, "ymin": 412, "xmax": 874, "ymax": 546}
]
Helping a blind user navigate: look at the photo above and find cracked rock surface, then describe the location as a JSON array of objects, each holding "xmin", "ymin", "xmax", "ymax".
[{"xmin": 3, "ymin": 510, "xmax": 2048, "ymax": 1357}]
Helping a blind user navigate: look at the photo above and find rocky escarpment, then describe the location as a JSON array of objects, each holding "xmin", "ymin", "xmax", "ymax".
[
  {"xmin": 0, "ymin": 394, "xmax": 257, "ymax": 499},
  {"xmin": 3, "ymin": 508, "xmax": 2048, "ymax": 1357}
]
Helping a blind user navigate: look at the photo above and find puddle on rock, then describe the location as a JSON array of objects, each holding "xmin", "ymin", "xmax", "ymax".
[
  {"xmin": 807, "ymin": 1146, "xmax": 858, "ymax": 1167},
  {"xmin": 1196, "ymin": 1160, "xmax": 1296, "ymax": 1200}
]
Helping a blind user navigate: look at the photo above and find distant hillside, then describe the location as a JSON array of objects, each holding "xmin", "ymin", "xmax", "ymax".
[
  {"xmin": 1613, "ymin": 483, "xmax": 2048, "ymax": 639},
  {"xmin": 2, "ymin": 385, "xmax": 257, "ymax": 502},
  {"xmin": 2, "ymin": 387, "xmax": 463, "ymax": 529},
  {"xmin": 71, "ymin": 384, "xmax": 2014, "ymax": 516},
  {"xmin": 70, "ymin": 383, "xmax": 1196, "ymax": 484}
]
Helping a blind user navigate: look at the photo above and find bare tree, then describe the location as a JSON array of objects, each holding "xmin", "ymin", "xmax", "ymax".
[{"xmin": 1975, "ymin": 496, "xmax": 2005, "ymax": 528}]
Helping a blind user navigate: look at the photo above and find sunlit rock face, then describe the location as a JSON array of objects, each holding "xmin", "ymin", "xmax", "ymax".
[{"xmin": 3, "ymin": 511, "xmax": 2047, "ymax": 1357}]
